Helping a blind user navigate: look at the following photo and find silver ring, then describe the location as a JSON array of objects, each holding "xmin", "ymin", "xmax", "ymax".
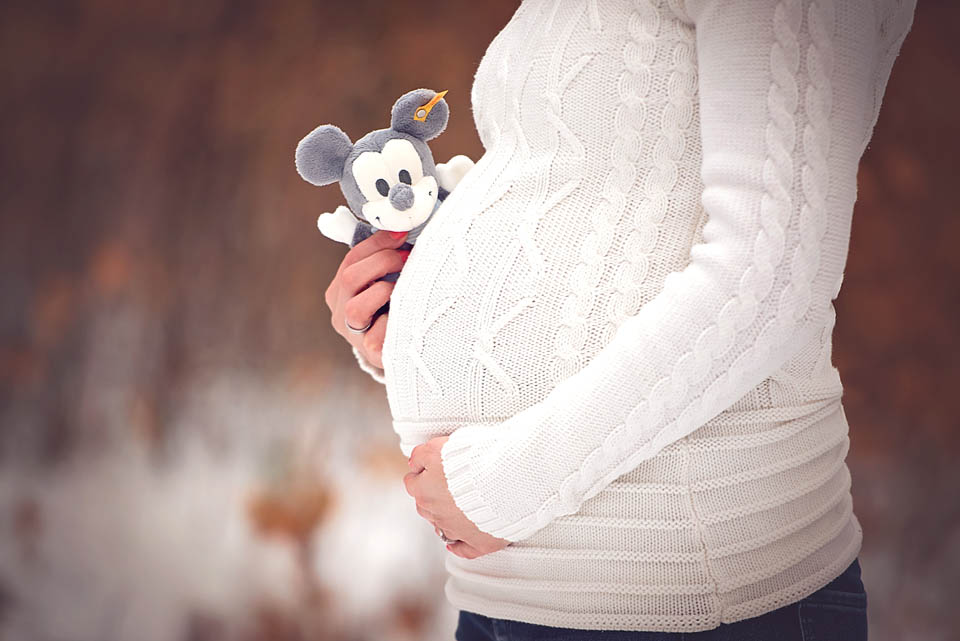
[
  {"xmin": 345, "ymin": 316, "xmax": 372, "ymax": 334},
  {"xmin": 438, "ymin": 529, "xmax": 456, "ymax": 544}
]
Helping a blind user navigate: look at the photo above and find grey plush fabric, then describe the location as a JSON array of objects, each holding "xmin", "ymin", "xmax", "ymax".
[
  {"xmin": 390, "ymin": 88, "xmax": 449, "ymax": 141},
  {"xmin": 389, "ymin": 183, "xmax": 415, "ymax": 210},
  {"xmin": 296, "ymin": 88, "xmax": 454, "ymax": 295},
  {"xmin": 294, "ymin": 124, "xmax": 352, "ymax": 186},
  {"xmin": 296, "ymin": 89, "xmax": 448, "ymax": 230}
]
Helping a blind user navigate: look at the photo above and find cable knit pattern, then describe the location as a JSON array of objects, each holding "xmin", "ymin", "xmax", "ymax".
[
  {"xmin": 554, "ymin": 1, "xmax": 663, "ymax": 383},
  {"xmin": 354, "ymin": 0, "xmax": 916, "ymax": 632}
]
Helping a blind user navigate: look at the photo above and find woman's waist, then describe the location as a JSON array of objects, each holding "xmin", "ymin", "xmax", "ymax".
[
  {"xmin": 446, "ymin": 499, "xmax": 859, "ymax": 590},
  {"xmin": 391, "ymin": 376, "xmax": 849, "ymax": 450},
  {"xmin": 442, "ymin": 407, "xmax": 857, "ymax": 594}
]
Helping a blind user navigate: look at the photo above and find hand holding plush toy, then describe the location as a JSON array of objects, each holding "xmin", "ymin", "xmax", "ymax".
[{"xmin": 295, "ymin": 88, "xmax": 474, "ymax": 287}]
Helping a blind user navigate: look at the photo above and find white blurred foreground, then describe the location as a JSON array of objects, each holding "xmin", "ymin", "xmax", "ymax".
[{"xmin": 0, "ymin": 368, "xmax": 456, "ymax": 641}]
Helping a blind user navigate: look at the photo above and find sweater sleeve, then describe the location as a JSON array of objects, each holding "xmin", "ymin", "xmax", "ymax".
[
  {"xmin": 352, "ymin": 344, "xmax": 386, "ymax": 384},
  {"xmin": 438, "ymin": 0, "xmax": 885, "ymax": 543}
]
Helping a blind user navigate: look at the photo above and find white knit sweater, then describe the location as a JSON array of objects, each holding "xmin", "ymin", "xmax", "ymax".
[{"xmin": 353, "ymin": 0, "xmax": 915, "ymax": 631}]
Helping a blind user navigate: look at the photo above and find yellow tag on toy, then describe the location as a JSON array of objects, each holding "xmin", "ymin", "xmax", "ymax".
[{"xmin": 413, "ymin": 90, "xmax": 448, "ymax": 122}]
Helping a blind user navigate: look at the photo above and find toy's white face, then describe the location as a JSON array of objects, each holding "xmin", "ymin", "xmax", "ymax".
[{"xmin": 352, "ymin": 139, "xmax": 438, "ymax": 232}]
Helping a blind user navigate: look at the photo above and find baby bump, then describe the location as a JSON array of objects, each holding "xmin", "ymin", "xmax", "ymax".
[{"xmin": 382, "ymin": 143, "xmax": 705, "ymax": 433}]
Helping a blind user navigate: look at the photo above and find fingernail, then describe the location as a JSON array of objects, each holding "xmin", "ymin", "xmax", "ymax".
[
  {"xmin": 399, "ymin": 250, "xmax": 410, "ymax": 263},
  {"xmin": 388, "ymin": 231, "xmax": 407, "ymax": 240}
]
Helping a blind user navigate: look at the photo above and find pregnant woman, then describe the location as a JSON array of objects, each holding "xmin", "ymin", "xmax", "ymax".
[{"xmin": 324, "ymin": 0, "xmax": 915, "ymax": 638}]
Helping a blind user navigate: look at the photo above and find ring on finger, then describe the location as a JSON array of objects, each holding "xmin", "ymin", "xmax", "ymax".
[
  {"xmin": 345, "ymin": 315, "xmax": 373, "ymax": 334},
  {"xmin": 437, "ymin": 528, "xmax": 458, "ymax": 544}
]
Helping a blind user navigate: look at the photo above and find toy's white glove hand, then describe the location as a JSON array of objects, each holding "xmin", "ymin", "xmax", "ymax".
[
  {"xmin": 317, "ymin": 205, "xmax": 359, "ymax": 245},
  {"xmin": 436, "ymin": 155, "xmax": 475, "ymax": 192}
]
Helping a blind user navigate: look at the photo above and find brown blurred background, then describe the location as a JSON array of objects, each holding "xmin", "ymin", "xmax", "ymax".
[{"xmin": 0, "ymin": 1, "xmax": 956, "ymax": 640}]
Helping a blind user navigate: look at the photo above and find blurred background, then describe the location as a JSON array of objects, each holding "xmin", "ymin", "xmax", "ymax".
[{"xmin": 0, "ymin": 1, "xmax": 956, "ymax": 640}]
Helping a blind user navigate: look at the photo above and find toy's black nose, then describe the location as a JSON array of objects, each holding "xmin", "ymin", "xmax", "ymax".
[{"xmin": 389, "ymin": 183, "xmax": 415, "ymax": 211}]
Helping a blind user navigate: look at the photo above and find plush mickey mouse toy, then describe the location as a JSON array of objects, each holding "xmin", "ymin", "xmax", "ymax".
[{"xmin": 295, "ymin": 88, "xmax": 474, "ymax": 291}]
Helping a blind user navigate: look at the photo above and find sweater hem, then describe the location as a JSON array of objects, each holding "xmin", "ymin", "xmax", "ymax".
[{"xmin": 443, "ymin": 515, "xmax": 863, "ymax": 632}]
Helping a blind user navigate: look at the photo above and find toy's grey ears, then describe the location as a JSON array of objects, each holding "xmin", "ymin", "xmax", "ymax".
[
  {"xmin": 391, "ymin": 89, "xmax": 449, "ymax": 141},
  {"xmin": 295, "ymin": 125, "xmax": 354, "ymax": 186}
]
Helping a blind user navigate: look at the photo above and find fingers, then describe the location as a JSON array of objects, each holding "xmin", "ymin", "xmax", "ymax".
[
  {"xmin": 341, "ymin": 253, "xmax": 406, "ymax": 299},
  {"xmin": 446, "ymin": 540, "xmax": 485, "ymax": 559},
  {"xmin": 340, "ymin": 249, "xmax": 409, "ymax": 298},
  {"xmin": 339, "ymin": 230, "xmax": 408, "ymax": 276},
  {"xmin": 343, "ymin": 280, "xmax": 394, "ymax": 334},
  {"xmin": 402, "ymin": 470, "xmax": 420, "ymax": 498},
  {"xmin": 360, "ymin": 313, "xmax": 389, "ymax": 368},
  {"xmin": 407, "ymin": 442, "xmax": 428, "ymax": 474},
  {"xmin": 417, "ymin": 504, "xmax": 435, "ymax": 522}
]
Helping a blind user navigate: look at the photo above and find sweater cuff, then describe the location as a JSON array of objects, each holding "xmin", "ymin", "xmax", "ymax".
[
  {"xmin": 439, "ymin": 424, "xmax": 540, "ymax": 543},
  {"xmin": 351, "ymin": 345, "xmax": 386, "ymax": 384}
]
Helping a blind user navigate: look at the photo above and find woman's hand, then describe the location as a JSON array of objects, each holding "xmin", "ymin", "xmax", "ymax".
[
  {"xmin": 325, "ymin": 230, "xmax": 410, "ymax": 368},
  {"xmin": 403, "ymin": 436, "xmax": 511, "ymax": 560}
]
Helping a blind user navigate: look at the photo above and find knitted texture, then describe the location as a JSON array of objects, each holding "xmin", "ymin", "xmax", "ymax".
[{"xmin": 364, "ymin": 0, "xmax": 914, "ymax": 632}]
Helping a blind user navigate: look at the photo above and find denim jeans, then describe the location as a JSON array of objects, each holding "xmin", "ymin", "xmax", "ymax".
[{"xmin": 455, "ymin": 558, "xmax": 866, "ymax": 641}]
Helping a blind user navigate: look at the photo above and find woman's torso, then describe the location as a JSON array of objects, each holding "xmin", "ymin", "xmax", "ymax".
[{"xmin": 380, "ymin": 0, "xmax": 907, "ymax": 631}]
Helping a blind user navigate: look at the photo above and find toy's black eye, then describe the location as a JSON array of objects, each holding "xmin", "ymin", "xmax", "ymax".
[
  {"xmin": 376, "ymin": 179, "xmax": 389, "ymax": 197},
  {"xmin": 398, "ymin": 169, "xmax": 411, "ymax": 185}
]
